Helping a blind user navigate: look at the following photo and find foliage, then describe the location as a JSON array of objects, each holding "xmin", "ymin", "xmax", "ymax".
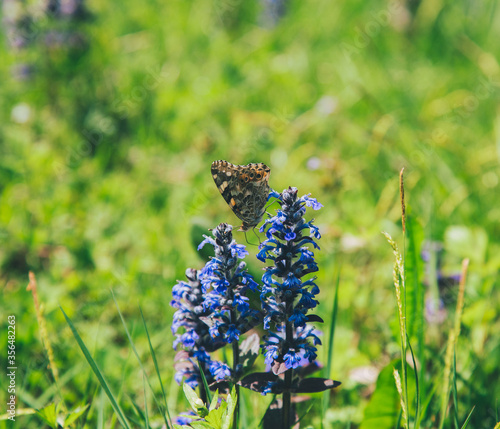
[
  {"xmin": 175, "ymin": 384, "xmax": 237, "ymax": 429},
  {"xmin": 1, "ymin": 0, "xmax": 499, "ymax": 427}
]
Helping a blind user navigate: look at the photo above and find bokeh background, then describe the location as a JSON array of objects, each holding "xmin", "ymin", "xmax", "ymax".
[{"xmin": 1, "ymin": 0, "xmax": 499, "ymax": 427}]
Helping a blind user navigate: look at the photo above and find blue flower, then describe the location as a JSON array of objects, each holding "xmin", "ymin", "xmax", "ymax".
[
  {"xmin": 283, "ymin": 273, "xmax": 301, "ymax": 290},
  {"xmin": 231, "ymin": 243, "xmax": 249, "ymax": 258},
  {"xmin": 297, "ymin": 248, "xmax": 315, "ymax": 264},
  {"xmin": 192, "ymin": 348, "xmax": 212, "ymax": 363},
  {"xmin": 170, "ymin": 269, "xmax": 226, "ymax": 387},
  {"xmin": 289, "ymin": 309, "xmax": 307, "ymax": 326},
  {"xmin": 178, "ymin": 331, "xmax": 199, "ymax": 348},
  {"xmin": 171, "ymin": 269, "xmax": 212, "ymax": 351},
  {"xmin": 283, "ymin": 349, "xmax": 302, "ymax": 369},
  {"xmin": 302, "ymin": 195, "xmax": 323, "ymax": 210},
  {"xmin": 257, "ymin": 243, "xmax": 277, "ymax": 262},
  {"xmin": 264, "ymin": 345, "xmax": 280, "ymax": 366},
  {"xmin": 258, "ymin": 187, "xmax": 323, "ymax": 387},
  {"xmin": 240, "ymin": 272, "xmax": 259, "ymax": 292},
  {"xmin": 210, "ymin": 361, "xmax": 232, "ymax": 381},
  {"xmin": 197, "ymin": 224, "xmax": 259, "ymax": 348},
  {"xmin": 308, "ymin": 223, "xmax": 321, "ymax": 239},
  {"xmin": 194, "ymin": 223, "xmax": 262, "ymax": 383},
  {"xmin": 175, "ymin": 411, "xmax": 198, "ymax": 425},
  {"xmin": 233, "ymin": 294, "xmax": 250, "ymax": 312},
  {"xmin": 197, "ymin": 236, "xmax": 216, "ymax": 251},
  {"xmin": 209, "ymin": 319, "xmax": 224, "ymax": 339},
  {"xmin": 298, "ymin": 290, "xmax": 318, "ymax": 310},
  {"xmin": 226, "ymin": 324, "xmax": 240, "ymax": 342}
]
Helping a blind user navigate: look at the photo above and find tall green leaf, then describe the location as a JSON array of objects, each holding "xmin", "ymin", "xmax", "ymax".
[{"xmin": 60, "ymin": 307, "xmax": 132, "ymax": 429}]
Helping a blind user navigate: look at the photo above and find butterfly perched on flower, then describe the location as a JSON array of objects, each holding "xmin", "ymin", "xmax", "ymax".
[{"xmin": 211, "ymin": 160, "xmax": 271, "ymax": 231}]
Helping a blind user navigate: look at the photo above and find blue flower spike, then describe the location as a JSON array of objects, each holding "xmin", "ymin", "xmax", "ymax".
[
  {"xmin": 171, "ymin": 268, "xmax": 222, "ymax": 389},
  {"xmin": 197, "ymin": 223, "xmax": 261, "ymax": 381},
  {"xmin": 259, "ymin": 187, "xmax": 323, "ymax": 376}
]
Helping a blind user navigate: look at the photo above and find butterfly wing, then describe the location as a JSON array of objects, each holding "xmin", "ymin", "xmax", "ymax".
[{"xmin": 211, "ymin": 160, "xmax": 271, "ymax": 231}]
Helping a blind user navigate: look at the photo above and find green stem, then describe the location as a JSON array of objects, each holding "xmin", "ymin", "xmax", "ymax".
[
  {"xmin": 232, "ymin": 339, "xmax": 240, "ymax": 429},
  {"xmin": 282, "ymin": 370, "xmax": 292, "ymax": 429},
  {"xmin": 231, "ymin": 308, "xmax": 240, "ymax": 429},
  {"xmin": 282, "ymin": 301, "xmax": 294, "ymax": 429}
]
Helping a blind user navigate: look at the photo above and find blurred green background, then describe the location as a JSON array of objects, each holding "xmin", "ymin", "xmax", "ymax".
[{"xmin": 1, "ymin": 0, "xmax": 499, "ymax": 427}]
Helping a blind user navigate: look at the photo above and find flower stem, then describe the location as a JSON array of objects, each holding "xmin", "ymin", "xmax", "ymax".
[
  {"xmin": 282, "ymin": 369, "xmax": 292, "ymax": 429},
  {"xmin": 283, "ymin": 308, "xmax": 294, "ymax": 429},
  {"xmin": 231, "ymin": 308, "xmax": 240, "ymax": 429}
]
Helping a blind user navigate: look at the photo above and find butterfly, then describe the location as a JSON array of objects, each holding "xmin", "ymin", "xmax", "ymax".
[{"xmin": 211, "ymin": 160, "xmax": 271, "ymax": 231}]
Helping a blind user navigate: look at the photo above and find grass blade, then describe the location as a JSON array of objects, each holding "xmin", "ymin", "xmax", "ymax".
[
  {"xmin": 417, "ymin": 383, "xmax": 437, "ymax": 427},
  {"xmin": 140, "ymin": 306, "xmax": 173, "ymax": 427},
  {"xmin": 452, "ymin": 349, "xmax": 459, "ymax": 429},
  {"xmin": 322, "ymin": 264, "xmax": 340, "ymax": 428},
  {"xmin": 394, "ymin": 408, "xmax": 402, "ymax": 429},
  {"xmin": 297, "ymin": 401, "xmax": 315, "ymax": 426},
  {"xmin": 460, "ymin": 406, "xmax": 475, "ymax": 429},
  {"xmin": 60, "ymin": 307, "xmax": 131, "ymax": 429},
  {"xmin": 439, "ymin": 259, "xmax": 469, "ymax": 429},
  {"xmin": 198, "ymin": 361, "xmax": 213, "ymax": 405},
  {"xmin": 110, "ymin": 293, "xmax": 172, "ymax": 428},
  {"xmin": 97, "ymin": 388, "xmax": 105, "ymax": 429},
  {"xmin": 143, "ymin": 373, "xmax": 149, "ymax": 429},
  {"xmin": 407, "ymin": 334, "xmax": 420, "ymax": 429},
  {"xmin": 405, "ymin": 213, "xmax": 425, "ymax": 397}
]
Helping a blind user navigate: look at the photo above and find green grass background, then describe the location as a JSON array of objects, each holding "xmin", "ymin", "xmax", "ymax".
[{"xmin": 0, "ymin": 0, "xmax": 499, "ymax": 427}]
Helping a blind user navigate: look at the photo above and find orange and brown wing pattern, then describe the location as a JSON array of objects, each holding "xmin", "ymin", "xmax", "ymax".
[{"xmin": 211, "ymin": 160, "xmax": 271, "ymax": 231}]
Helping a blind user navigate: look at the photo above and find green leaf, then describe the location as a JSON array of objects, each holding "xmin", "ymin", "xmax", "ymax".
[
  {"xmin": 209, "ymin": 389, "xmax": 219, "ymax": 412},
  {"xmin": 452, "ymin": 350, "xmax": 459, "ymax": 429},
  {"xmin": 407, "ymin": 336, "xmax": 420, "ymax": 428},
  {"xmin": 112, "ymin": 294, "xmax": 170, "ymax": 429},
  {"xmin": 406, "ymin": 212, "xmax": 426, "ymax": 428},
  {"xmin": 206, "ymin": 389, "xmax": 225, "ymax": 429},
  {"xmin": 64, "ymin": 404, "xmax": 89, "ymax": 427},
  {"xmin": 199, "ymin": 361, "xmax": 213, "ymax": 405},
  {"xmin": 60, "ymin": 307, "xmax": 132, "ymax": 429},
  {"xmin": 205, "ymin": 404, "xmax": 226, "ymax": 428},
  {"xmin": 140, "ymin": 307, "xmax": 172, "ymax": 427},
  {"xmin": 183, "ymin": 382, "xmax": 201, "ymax": 406},
  {"xmin": 36, "ymin": 403, "xmax": 58, "ymax": 428},
  {"xmin": 323, "ymin": 264, "xmax": 341, "ymax": 428},
  {"xmin": 221, "ymin": 387, "xmax": 237, "ymax": 429},
  {"xmin": 360, "ymin": 360, "xmax": 416, "ymax": 429},
  {"xmin": 143, "ymin": 373, "xmax": 149, "ymax": 429},
  {"xmin": 190, "ymin": 421, "xmax": 216, "ymax": 429},
  {"xmin": 183, "ymin": 383, "xmax": 208, "ymax": 417},
  {"xmin": 460, "ymin": 406, "xmax": 475, "ymax": 429},
  {"xmin": 405, "ymin": 211, "xmax": 424, "ymax": 342}
]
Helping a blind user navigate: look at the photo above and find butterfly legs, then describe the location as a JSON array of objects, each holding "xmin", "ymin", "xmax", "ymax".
[{"xmin": 243, "ymin": 229, "xmax": 262, "ymax": 247}]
